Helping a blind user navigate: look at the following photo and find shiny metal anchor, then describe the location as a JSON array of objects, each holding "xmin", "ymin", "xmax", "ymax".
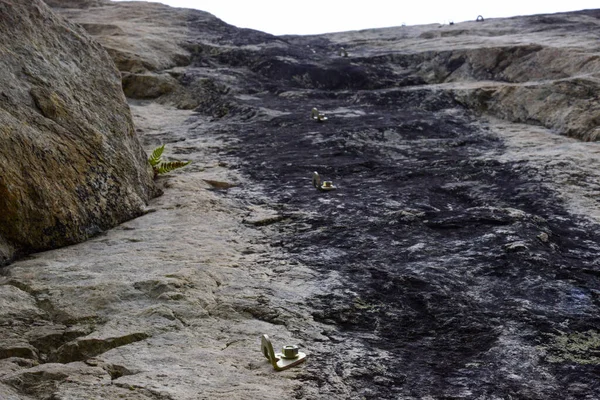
[
  {"xmin": 311, "ymin": 107, "xmax": 328, "ymax": 122},
  {"xmin": 261, "ymin": 334, "xmax": 307, "ymax": 371},
  {"xmin": 313, "ymin": 171, "xmax": 336, "ymax": 191}
]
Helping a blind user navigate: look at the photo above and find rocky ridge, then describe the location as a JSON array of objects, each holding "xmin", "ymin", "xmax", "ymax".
[{"xmin": 1, "ymin": 1, "xmax": 600, "ymax": 399}]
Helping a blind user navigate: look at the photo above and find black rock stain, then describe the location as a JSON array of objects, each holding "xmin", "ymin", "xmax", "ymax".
[{"xmin": 184, "ymin": 27, "xmax": 600, "ymax": 399}]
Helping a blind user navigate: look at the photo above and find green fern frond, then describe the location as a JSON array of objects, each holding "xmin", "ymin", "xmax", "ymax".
[
  {"xmin": 148, "ymin": 145, "xmax": 191, "ymax": 178},
  {"xmin": 148, "ymin": 144, "xmax": 165, "ymax": 167},
  {"xmin": 157, "ymin": 160, "xmax": 191, "ymax": 175}
]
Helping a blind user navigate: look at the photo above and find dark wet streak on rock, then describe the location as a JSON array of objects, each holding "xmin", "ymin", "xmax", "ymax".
[{"xmin": 191, "ymin": 46, "xmax": 600, "ymax": 398}]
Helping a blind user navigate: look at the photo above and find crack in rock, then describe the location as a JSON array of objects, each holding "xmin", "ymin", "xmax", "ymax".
[{"xmin": 51, "ymin": 333, "xmax": 150, "ymax": 363}]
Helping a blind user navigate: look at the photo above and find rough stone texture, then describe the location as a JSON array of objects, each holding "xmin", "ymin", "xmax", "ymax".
[
  {"xmin": 60, "ymin": 4, "xmax": 600, "ymax": 140},
  {"xmin": 52, "ymin": 0, "xmax": 191, "ymax": 73},
  {"xmin": 0, "ymin": 0, "xmax": 155, "ymax": 265},
  {"xmin": 1, "ymin": 1, "xmax": 599, "ymax": 399},
  {"xmin": 53, "ymin": 0, "xmax": 196, "ymax": 107}
]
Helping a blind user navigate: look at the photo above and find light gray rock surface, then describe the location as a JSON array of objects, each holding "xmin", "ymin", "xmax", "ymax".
[
  {"xmin": 0, "ymin": 0, "xmax": 155, "ymax": 265},
  {"xmin": 0, "ymin": 103, "xmax": 325, "ymax": 399}
]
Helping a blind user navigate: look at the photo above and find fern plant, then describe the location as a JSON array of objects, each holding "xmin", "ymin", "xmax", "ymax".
[
  {"xmin": 148, "ymin": 144, "xmax": 191, "ymax": 178},
  {"xmin": 148, "ymin": 144, "xmax": 165, "ymax": 169}
]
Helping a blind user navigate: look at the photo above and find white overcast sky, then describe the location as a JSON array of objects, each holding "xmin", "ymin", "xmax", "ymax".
[{"xmin": 113, "ymin": 1, "xmax": 599, "ymax": 35}]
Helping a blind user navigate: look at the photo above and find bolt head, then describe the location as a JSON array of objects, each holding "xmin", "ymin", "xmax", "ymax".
[{"xmin": 282, "ymin": 345, "xmax": 299, "ymax": 359}]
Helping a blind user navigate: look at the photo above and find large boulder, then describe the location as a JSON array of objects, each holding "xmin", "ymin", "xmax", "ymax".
[{"xmin": 0, "ymin": 0, "xmax": 155, "ymax": 265}]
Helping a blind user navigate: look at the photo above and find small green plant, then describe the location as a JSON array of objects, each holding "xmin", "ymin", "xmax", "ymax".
[{"xmin": 148, "ymin": 144, "xmax": 191, "ymax": 178}]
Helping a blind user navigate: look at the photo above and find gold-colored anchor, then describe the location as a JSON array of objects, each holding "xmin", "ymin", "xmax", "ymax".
[
  {"xmin": 313, "ymin": 171, "xmax": 336, "ymax": 191},
  {"xmin": 311, "ymin": 108, "xmax": 328, "ymax": 122},
  {"xmin": 261, "ymin": 334, "xmax": 307, "ymax": 371}
]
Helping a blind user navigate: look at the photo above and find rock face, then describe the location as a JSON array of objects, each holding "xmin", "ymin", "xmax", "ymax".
[
  {"xmin": 52, "ymin": 0, "xmax": 195, "ymax": 107},
  {"xmin": 0, "ymin": 0, "xmax": 154, "ymax": 265},
  {"xmin": 1, "ymin": 1, "xmax": 600, "ymax": 399},
  {"xmin": 58, "ymin": 4, "xmax": 600, "ymax": 139}
]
